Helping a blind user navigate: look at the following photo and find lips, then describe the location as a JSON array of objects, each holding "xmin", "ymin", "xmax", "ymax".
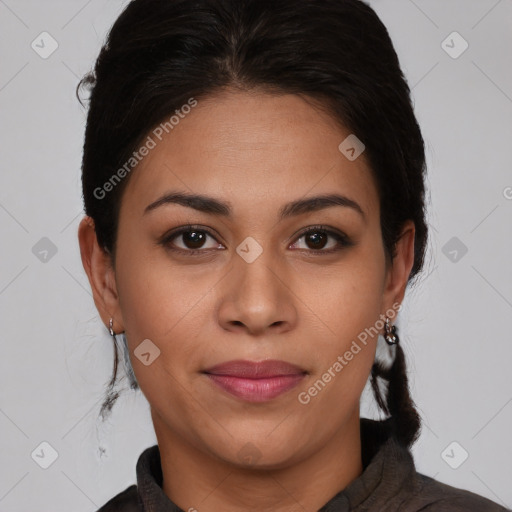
[
  {"xmin": 203, "ymin": 359, "xmax": 306, "ymax": 378},
  {"xmin": 202, "ymin": 359, "xmax": 307, "ymax": 402}
]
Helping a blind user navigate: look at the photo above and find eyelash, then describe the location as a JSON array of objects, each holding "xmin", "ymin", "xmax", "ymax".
[{"xmin": 159, "ymin": 224, "xmax": 354, "ymax": 257}]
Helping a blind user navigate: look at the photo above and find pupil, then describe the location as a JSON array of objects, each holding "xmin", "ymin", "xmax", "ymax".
[
  {"xmin": 184, "ymin": 231, "xmax": 205, "ymax": 249},
  {"xmin": 307, "ymin": 231, "xmax": 326, "ymax": 249}
]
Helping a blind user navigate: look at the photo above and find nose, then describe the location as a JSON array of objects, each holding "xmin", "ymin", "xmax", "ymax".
[{"xmin": 217, "ymin": 251, "xmax": 298, "ymax": 337}]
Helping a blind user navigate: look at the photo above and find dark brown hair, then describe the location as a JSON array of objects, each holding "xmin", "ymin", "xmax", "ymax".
[{"xmin": 78, "ymin": 0, "xmax": 427, "ymax": 448}]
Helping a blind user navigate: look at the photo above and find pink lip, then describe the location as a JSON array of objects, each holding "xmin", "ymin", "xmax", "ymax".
[{"xmin": 203, "ymin": 359, "xmax": 307, "ymax": 403}]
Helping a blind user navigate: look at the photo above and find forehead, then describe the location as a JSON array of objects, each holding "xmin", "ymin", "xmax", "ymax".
[{"xmin": 121, "ymin": 90, "xmax": 379, "ymax": 222}]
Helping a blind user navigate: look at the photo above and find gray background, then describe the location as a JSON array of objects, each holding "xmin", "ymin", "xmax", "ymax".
[{"xmin": 1, "ymin": 0, "xmax": 511, "ymax": 510}]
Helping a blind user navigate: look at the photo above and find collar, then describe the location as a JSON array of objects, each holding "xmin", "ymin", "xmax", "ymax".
[{"xmin": 135, "ymin": 417, "xmax": 416, "ymax": 511}]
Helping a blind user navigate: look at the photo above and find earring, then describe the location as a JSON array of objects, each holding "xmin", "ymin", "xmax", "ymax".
[
  {"xmin": 109, "ymin": 317, "xmax": 116, "ymax": 337},
  {"xmin": 384, "ymin": 316, "xmax": 399, "ymax": 345}
]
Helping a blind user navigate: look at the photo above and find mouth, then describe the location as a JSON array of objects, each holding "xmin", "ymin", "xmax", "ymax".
[{"xmin": 202, "ymin": 359, "xmax": 308, "ymax": 403}]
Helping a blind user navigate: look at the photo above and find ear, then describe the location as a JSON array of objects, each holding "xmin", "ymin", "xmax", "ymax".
[
  {"xmin": 381, "ymin": 219, "xmax": 415, "ymax": 314},
  {"xmin": 77, "ymin": 216, "xmax": 124, "ymax": 333}
]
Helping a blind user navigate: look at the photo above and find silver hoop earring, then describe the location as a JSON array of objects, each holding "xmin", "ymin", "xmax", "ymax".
[
  {"xmin": 384, "ymin": 316, "xmax": 399, "ymax": 345},
  {"xmin": 109, "ymin": 317, "xmax": 116, "ymax": 337}
]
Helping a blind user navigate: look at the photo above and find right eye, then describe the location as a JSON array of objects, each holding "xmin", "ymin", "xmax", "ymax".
[{"xmin": 160, "ymin": 225, "xmax": 225, "ymax": 255}]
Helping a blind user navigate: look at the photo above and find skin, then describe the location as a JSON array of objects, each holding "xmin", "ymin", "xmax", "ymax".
[{"xmin": 78, "ymin": 88, "xmax": 415, "ymax": 512}]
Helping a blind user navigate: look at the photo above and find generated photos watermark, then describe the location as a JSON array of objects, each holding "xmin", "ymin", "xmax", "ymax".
[
  {"xmin": 297, "ymin": 301, "xmax": 401, "ymax": 405},
  {"xmin": 93, "ymin": 97, "xmax": 198, "ymax": 200}
]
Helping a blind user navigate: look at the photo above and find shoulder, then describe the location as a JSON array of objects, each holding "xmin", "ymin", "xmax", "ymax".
[
  {"xmin": 96, "ymin": 484, "xmax": 139, "ymax": 512},
  {"xmin": 403, "ymin": 472, "xmax": 510, "ymax": 511}
]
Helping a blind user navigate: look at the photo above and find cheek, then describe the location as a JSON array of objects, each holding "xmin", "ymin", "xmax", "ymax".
[
  {"xmin": 299, "ymin": 278, "xmax": 382, "ymax": 397},
  {"xmin": 116, "ymin": 250, "xmax": 221, "ymax": 348},
  {"xmin": 295, "ymin": 252, "xmax": 386, "ymax": 417},
  {"xmin": 296, "ymin": 244, "xmax": 386, "ymax": 353},
  {"xmin": 114, "ymin": 257, "xmax": 211, "ymax": 416}
]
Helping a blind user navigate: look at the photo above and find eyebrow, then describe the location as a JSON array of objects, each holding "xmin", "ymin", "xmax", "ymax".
[{"xmin": 144, "ymin": 191, "xmax": 366, "ymax": 221}]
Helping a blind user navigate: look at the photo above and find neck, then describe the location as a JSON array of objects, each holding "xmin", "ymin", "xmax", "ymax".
[{"xmin": 153, "ymin": 409, "xmax": 363, "ymax": 512}]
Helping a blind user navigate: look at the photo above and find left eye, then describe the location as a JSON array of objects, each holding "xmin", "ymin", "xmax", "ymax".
[{"xmin": 290, "ymin": 227, "xmax": 350, "ymax": 252}]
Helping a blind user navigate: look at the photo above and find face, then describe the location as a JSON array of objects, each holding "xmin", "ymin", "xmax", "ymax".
[{"xmin": 79, "ymin": 89, "xmax": 414, "ymax": 469}]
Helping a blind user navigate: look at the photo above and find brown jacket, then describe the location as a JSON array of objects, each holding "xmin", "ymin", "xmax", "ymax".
[{"xmin": 97, "ymin": 417, "xmax": 510, "ymax": 511}]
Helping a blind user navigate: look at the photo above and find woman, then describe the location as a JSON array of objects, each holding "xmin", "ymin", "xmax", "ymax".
[{"xmin": 76, "ymin": 0, "xmax": 509, "ymax": 510}]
